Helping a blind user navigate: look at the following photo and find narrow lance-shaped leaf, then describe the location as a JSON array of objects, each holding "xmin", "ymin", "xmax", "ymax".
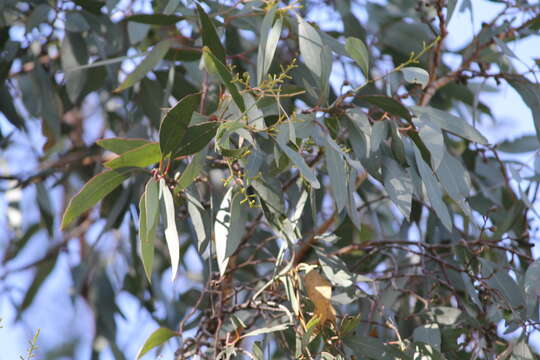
[
  {"xmin": 136, "ymin": 327, "xmax": 178, "ymax": 360},
  {"xmin": 114, "ymin": 40, "xmax": 172, "ymax": 92},
  {"xmin": 61, "ymin": 168, "xmax": 133, "ymax": 229},
  {"xmin": 160, "ymin": 178, "xmax": 180, "ymax": 281},
  {"xmin": 97, "ymin": 138, "xmax": 150, "ymax": 154},
  {"xmin": 345, "ymin": 37, "xmax": 369, "ymax": 77},
  {"xmin": 257, "ymin": 6, "xmax": 282, "ymax": 84},
  {"xmin": 413, "ymin": 114, "xmax": 444, "ymax": 170},
  {"xmin": 159, "ymin": 93, "xmax": 200, "ymax": 157},
  {"xmin": 104, "ymin": 143, "xmax": 161, "ymax": 169},
  {"xmin": 196, "ymin": 4, "xmax": 226, "ymax": 64},
  {"xmin": 202, "ymin": 48, "xmax": 245, "ymax": 112},
  {"xmin": 383, "ymin": 157, "xmax": 413, "ymax": 218},
  {"xmin": 139, "ymin": 190, "xmax": 157, "ymax": 282},
  {"xmin": 173, "ymin": 121, "xmax": 219, "ymax": 157},
  {"xmin": 214, "ymin": 186, "xmax": 234, "ymax": 276}
]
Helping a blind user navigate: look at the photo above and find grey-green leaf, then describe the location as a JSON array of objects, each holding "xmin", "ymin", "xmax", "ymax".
[
  {"xmin": 413, "ymin": 114, "xmax": 444, "ymax": 170},
  {"xmin": 383, "ymin": 157, "xmax": 413, "ymax": 218},
  {"xmin": 257, "ymin": 6, "xmax": 282, "ymax": 84},
  {"xmin": 345, "ymin": 37, "xmax": 369, "ymax": 77},
  {"xmin": 401, "ymin": 67, "xmax": 429, "ymax": 88},
  {"xmin": 411, "ymin": 106, "xmax": 488, "ymax": 144},
  {"xmin": 114, "ymin": 40, "xmax": 172, "ymax": 92},
  {"xmin": 104, "ymin": 143, "xmax": 161, "ymax": 169}
]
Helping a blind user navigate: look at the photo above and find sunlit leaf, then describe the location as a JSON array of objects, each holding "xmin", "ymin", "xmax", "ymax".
[{"xmin": 136, "ymin": 327, "xmax": 178, "ymax": 359}]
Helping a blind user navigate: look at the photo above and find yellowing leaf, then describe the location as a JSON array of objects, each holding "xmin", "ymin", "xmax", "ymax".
[{"xmin": 303, "ymin": 269, "xmax": 336, "ymax": 326}]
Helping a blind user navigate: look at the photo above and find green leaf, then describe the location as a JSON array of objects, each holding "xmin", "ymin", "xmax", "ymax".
[
  {"xmin": 413, "ymin": 114, "xmax": 444, "ymax": 170},
  {"xmin": 344, "ymin": 336, "xmax": 407, "ymax": 360},
  {"xmin": 173, "ymin": 121, "xmax": 219, "ymax": 157},
  {"xmin": 138, "ymin": 191, "xmax": 156, "ymax": 282},
  {"xmin": 401, "ymin": 67, "xmax": 429, "ymax": 88},
  {"xmin": 160, "ymin": 178, "xmax": 180, "ymax": 281},
  {"xmin": 26, "ymin": 4, "xmax": 52, "ymax": 32},
  {"xmin": 175, "ymin": 148, "xmax": 208, "ymax": 191},
  {"xmin": 0, "ymin": 84, "xmax": 24, "ymax": 129},
  {"xmin": 410, "ymin": 106, "xmax": 488, "ymax": 144},
  {"xmin": 525, "ymin": 258, "xmax": 540, "ymax": 297},
  {"xmin": 202, "ymin": 48, "xmax": 245, "ymax": 112},
  {"xmin": 159, "ymin": 93, "xmax": 200, "ymax": 157},
  {"xmin": 435, "ymin": 149, "xmax": 471, "ymax": 204},
  {"xmin": 114, "ymin": 40, "xmax": 172, "ymax": 92},
  {"xmin": 371, "ymin": 120, "xmax": 387, "ymax": 153},
  {"xmin": 125, "ymin": 14, "xmax": 184, "ymax": 25},
  {"xmin": 363, "ymin": 95, "xmax": 412, "ymax": 121},
  {"xmin": 104, "ymin": 143, "xmax": 161, "ymax": 169},
  {"xmin": 257, "ymin": 6, "xmax": 282, "ymax": 84},
  {"xmin": 413, "ymin": 146, "xmax": 452, "ymax": 231},
  {"xmin": 480, "ymin": 258, "xmax": 526, "ymax": 312},
  {"xmin": 65, "ymin": 11, "xmax": 90, "ymax": 32},
  {"xmin": 508, "ymin": 78, "xmax": 540, "ymax": 143},
  {"xmin": 197, "ymin": 4, "xmax": 226, "ymax": 64},
  {"xmin": 145, "ymin": 178, "xmax": 160, "ymax": 232},
  {"xmin": 345, "ymin": 37, "xmax": 369, "ymax": 77},
  {"xmin": 383, "ymin": 157, "xmax": 413, "ymax": 218},
  {"xmin": 97, "ymin": 138, "xmax": 151, "ymax": 154},
  {"xmin": 61, "ymin": 168, "xmax": 133, "ymax": 229},
  {"xmin": 135, "ymin": 327, "xmax": 178, "ymax": 359},
  {"xmin": 413, "ymin": 324, "xmax": 441, "ymax": 351}
]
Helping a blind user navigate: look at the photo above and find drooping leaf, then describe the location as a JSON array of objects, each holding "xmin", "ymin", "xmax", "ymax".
[
  {"xmin": 413, "ymin": 146, "xmax": 452, "ymax": 230},
  {"xmin": 175, "ymin": 147, "xmax": 208, "ymax": 191},
  {"xmin": 18, "ymin": 254, "xmax": 58, "ymax": 316},
  {"xmin": 173, "ymin": 121, "xmax": 219, "ymax": 157},
  {"xmin": 275, "ymin": 135, "xmax": 320, "ymax": 189},
  {"xmin": 159, "ymin": 93, "xmax": 200, "ymax": 157},
  {"xmin": 298, "ymin": 16, "xmax": 325, "ymax": 80},
  {"xmin": 104, "ymin": 143, "xmax": 161, "ymax": 169},
  {"xmin": 345, "ymin": 37, "xmax": 369, "ymax": 77},
  {"xmin": 136, "ymin": 327, "xmax": 178, "ymax": 360},
  {"xmin": 97, "ymin": 138, "xmax": 151, "ymax": 154},
  {"xmin": 185, "ymin": 191, "xmax": 208, "ymax": 254},
  {"xmin": 411, "ymin": 106, "xmax": 488, "ymax": 144},
  {"xmin": 61, "ymin": 32, "xmax": 88, "ymax": 103},
  {"xmin": 61, "ymin": 168, "xmax": 134, "ymax": 229},
  {"xmin": 325, "ymin": 143, "xmax": 347, "ymax": 212},
  {"xmin": 114, "ymin": 40, "xmax": 172, "ymax": 92},
  {"xmin": 160, "ymin": 178, "xmax": 180, "ymax": 281},
  {"xmin": 413, "ymin": 114, "xmax": 444, "ymax": 170},
  {"xmin": 214, "ymin": 187, "xmax": 234, "ymax": 276},
  {"xmin": 196, "ymin": 4, "xmax": 226, "ymax": 64},
  {"xmin": 202, "ymin": 48, "xmax": 245, "ymax": 112},
  {"xmin": 138, "ymin": 190, "xmax": 156, "ymax": 282},
  {"xmin": 257, "ymin": 6, "xmax": 283, "ymax": 84},
  {"xmin": 383, "ymin": 157, "xmax": 413, "ymax": 218}
]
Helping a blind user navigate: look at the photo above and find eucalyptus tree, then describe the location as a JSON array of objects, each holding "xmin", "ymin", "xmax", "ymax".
[{"xmin": 2, "ymin": 0, "xmax": 540, "ymax": 359}]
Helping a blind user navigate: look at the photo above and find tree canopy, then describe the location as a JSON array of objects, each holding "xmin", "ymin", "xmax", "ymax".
[{"xmin": 1, "ymin": 0, "xmax": 540, "ymax": 359}]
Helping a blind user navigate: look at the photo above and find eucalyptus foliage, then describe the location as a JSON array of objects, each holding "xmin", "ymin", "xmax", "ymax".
[{"xmin": 2, "ymin": 0, "xmax": 540, "ymax": 359}]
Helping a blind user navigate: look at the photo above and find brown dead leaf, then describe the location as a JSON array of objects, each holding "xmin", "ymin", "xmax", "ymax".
[{"xmin": 303, "ymin": 269, "xmax": 336, "ymax": 326}]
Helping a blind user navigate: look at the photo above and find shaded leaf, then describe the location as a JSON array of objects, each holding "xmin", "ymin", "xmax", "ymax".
[
  {"xmin": 197, "ymin": 4, "xmax": 226, "ymax": 64},
  {"xmin": 383, "ymin": 157, "xmax": 413, "ymax": 218},
  {"xmin": 97, "ymin": 138, "xmax": 150, "ymax": 154},
  {"xmin": 159, "ymin": 93, "xmax": 200, "ymax": 157},
  {"xmin": 61, "ymin": 168, "xmax": 133, "ymax": 229},
  {"xmin": 173, "ymin": 121, "xmax": 219, "ymax": 157},
  {"xmin": 413, "ymin": 324, "xmax": 441, "ymax": 351},
  {"xmin": 125, "ymin": 14, "xmax": 184, "ymax": 25},
  {"xmin": 508, "ymin": 78, "xmax": 540, "ymax": 143},
  {"xmin": 363, "ymin": 95, "xmax": 411, "ymax": 121}
]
